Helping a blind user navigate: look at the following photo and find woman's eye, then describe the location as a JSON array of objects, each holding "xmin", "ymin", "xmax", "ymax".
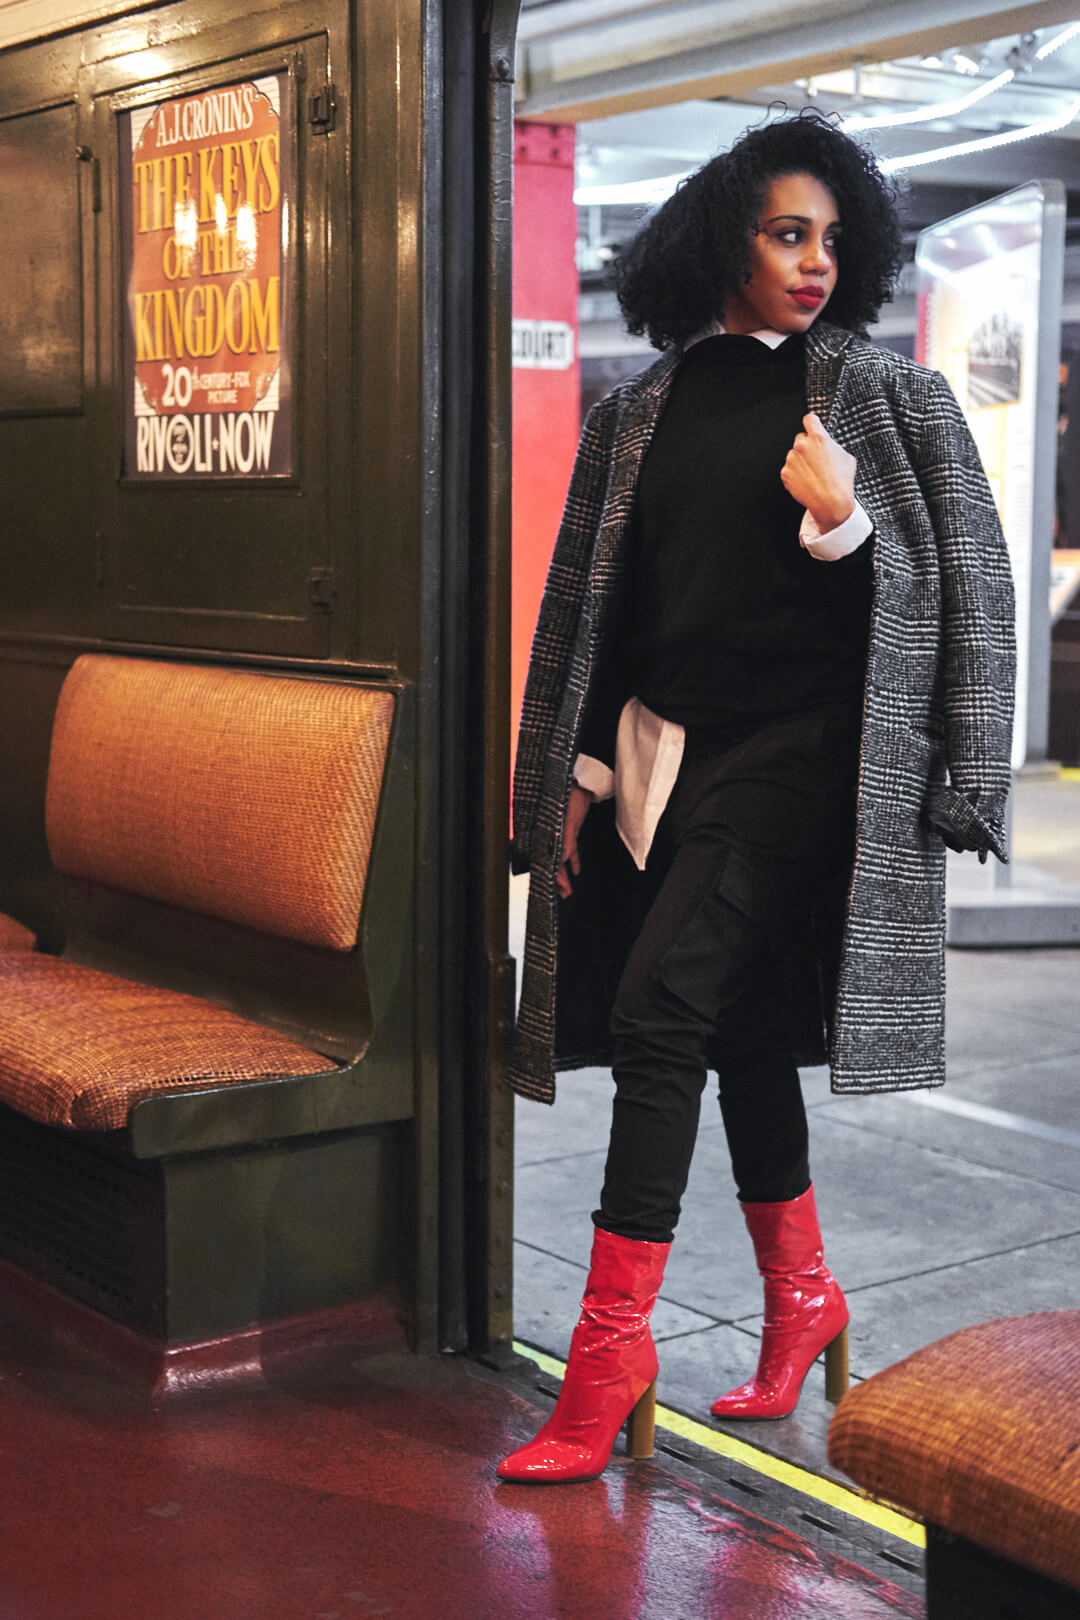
[{"xmin": 774, "ymin": 229, "xmax": 840, "ymax": 252}]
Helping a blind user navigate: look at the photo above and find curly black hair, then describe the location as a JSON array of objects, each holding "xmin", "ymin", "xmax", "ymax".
[{"xmin": 614, "ymin": 109, "xmax": 904, "ymax": 350}]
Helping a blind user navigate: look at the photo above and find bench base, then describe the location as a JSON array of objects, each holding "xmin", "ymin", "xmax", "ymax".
[
  {"xmin": 0, "ymin": 1255, "xmax": 404, "ymax": 1400},
  {"xmin": 0, "ymin": 1101, "xmax": 407, "ymax": 1343},
  {"xmin": 927, "ymin": 1527, "xmax": 1080, "ymax": 1620}
]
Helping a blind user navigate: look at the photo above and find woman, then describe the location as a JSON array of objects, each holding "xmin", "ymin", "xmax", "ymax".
[{"xmin": 500, "ymin": 111, "xmax": 1015, "ymax": 1485}]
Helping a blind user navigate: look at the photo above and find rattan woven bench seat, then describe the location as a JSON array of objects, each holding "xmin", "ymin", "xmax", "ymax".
[
  {"xmin": 0, "ymin": 952, "xmax": 332, "ymax": 1131},
  {"xmin": 45, "ymin": 657, "xmax": 394, "ymax": 954},
  {"xmin": 829, "ymin": 1312, "xmax": 1080, "ymax": 1592},
  {"xmin": 0, "ymin": 914, "xmax": 34, "ymax": 951}
]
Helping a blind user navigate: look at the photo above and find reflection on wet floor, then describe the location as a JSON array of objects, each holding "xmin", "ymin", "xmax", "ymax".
[{"xmin": 0, "ymin": 1303, "xmax": 921, "ymax": 1620}]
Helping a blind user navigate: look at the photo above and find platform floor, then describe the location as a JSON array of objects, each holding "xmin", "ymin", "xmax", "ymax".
[
  {"xmin": 512, "ymin": 773, "xmax": 1080, "ymax": 1490},
  {"xmin": 0, "ymin": 1298, "xmax": 921, "ymax": 1620}
]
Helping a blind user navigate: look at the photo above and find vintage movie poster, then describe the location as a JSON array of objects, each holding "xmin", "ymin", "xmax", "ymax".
[{"xmin": 120, "ymin": 74, "xmax": 291, "ymax": 479}]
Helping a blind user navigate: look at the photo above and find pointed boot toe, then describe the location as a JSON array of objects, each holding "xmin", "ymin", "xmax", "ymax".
[
  {"xmin": 497, "ymin": 1431, "xmax": 605, "ymax": 1484},
  {"xmin": 710, "ymin": 1378, "xmax": 775, "ymax": 1421}
]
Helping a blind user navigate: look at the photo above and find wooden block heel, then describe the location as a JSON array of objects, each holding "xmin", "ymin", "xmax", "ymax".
[
  {"xmin": 825, "ymin": 1325, "xmax": 849, "ymax": 1404},
  {"xmin": 625, "ymin": 1379, "xmax": 657, "ymax": 1459}
]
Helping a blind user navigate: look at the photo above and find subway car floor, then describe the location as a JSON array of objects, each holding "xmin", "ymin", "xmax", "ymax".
[
  {"xmin": 511, "ymin": 771, "xmax": 1080, "ymax": 1561},
  {"xmin": 0, "ymin": 1296, "xmax": 922, "ymax": 1620}
]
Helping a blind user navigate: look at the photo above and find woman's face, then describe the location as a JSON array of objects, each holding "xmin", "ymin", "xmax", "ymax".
[{"xmin": 721, "ymin": 171, "xmax": 840, "ymax": 336}]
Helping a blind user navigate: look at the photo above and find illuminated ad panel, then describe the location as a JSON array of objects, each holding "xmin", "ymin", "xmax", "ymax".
[
  {"xmin": 119, "ymin": 75, "xmax": 291, "ymax": 479},
  {"xmin": 916, "ymin": 182, "xmax": 1065, "ymax": 766}
]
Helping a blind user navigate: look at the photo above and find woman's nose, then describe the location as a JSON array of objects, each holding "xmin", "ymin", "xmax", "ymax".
[{"xmin": 802, "ymin": 235, "xmax": 833, "ymax": 272}]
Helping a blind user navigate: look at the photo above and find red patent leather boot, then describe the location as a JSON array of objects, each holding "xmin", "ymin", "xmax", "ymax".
[
  {"xmin": 710, "ymin": 1185, "xmax": 849, "ymax": 1421},
  {"xmin": 497, "ymin": 1228, "xmax": 671, "ymax": 1483}
]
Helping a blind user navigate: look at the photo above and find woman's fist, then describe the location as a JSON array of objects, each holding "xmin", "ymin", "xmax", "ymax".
[{"xmin": 780, "ymin": 412, "xmax": 857, "ymax": 532}]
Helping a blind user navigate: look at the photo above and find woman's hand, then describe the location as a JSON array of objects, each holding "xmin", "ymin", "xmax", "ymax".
[
  {"xmin": 556, "ymin": 783, "xmax": 594, "ymax": 899},
  {"xmin": 781, "ymin": 412, "xmax": 857, "ymax": 532}
]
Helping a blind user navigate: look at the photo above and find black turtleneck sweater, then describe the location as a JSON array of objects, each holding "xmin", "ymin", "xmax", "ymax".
[{"xmin": 580, "ymin": 331, "xmax": 873, "ymax": 766}]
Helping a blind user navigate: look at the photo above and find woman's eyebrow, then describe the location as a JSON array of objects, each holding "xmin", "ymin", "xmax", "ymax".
[{"xmin": 765, "ymin": 213, "xmax": 842, "ymax": 228}]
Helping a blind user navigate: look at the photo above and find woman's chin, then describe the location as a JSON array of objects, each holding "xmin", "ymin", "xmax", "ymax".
[{"xmin": 781, "ymin": 306, "xmax": 825, "ymax": 331}]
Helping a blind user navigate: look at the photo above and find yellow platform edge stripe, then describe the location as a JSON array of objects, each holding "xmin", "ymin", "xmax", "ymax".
[
  {"xmin": 513, "ymin": 1339, "xmax": 925, "ymax": 1550},
  {"xmin": 1061, "ymin": 766, "xmax": 1080, "ymax": 781}
]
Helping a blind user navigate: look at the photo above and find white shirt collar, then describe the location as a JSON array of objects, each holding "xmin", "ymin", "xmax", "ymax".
[{"xmin": 685, "ymin": 320, "xmax": 790, "ymax": 351}]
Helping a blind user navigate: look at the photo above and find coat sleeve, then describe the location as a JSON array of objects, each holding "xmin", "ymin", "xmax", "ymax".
[
  {"xmin": 916, "ymin": 369, "xmax": 1017, "ymax": 863},
  {"xmin": 575, "ymin": 596, "xmax": 631, "ymax": 772},
  {"xmin": 511, "ymin": 392, "xmax": 619, "ymax": 872}
]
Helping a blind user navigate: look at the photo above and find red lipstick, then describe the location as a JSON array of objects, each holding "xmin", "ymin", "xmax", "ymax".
[{"xmin": 790, "ymin": 286, "xmax": 824, "ymax": 309}]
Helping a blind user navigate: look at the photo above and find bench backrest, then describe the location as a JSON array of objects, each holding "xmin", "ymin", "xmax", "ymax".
[{"xmin": 45, "ymin": 656, "xmax": 394, "ymax": 952}]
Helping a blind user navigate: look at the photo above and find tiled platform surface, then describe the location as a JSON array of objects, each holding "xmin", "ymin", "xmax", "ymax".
[
  {"xmin": 513, "ymin": 773, "xmax": 1080, "ymax": 1483},
  {"xmin": 0, "ymin": 1303, "xmax": 920, "ymax": 1620}
]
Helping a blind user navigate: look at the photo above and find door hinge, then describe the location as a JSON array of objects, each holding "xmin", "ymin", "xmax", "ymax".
[
  {"xmin": 308, "ymin": 567, "xmax": 335, "ymax": 609},
  {"xmin": 308, "ymin": 85, "xmax": 335, "ymax": 134}
]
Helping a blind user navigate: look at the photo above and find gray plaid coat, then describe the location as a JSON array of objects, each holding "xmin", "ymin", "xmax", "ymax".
[{"xmin": 510, "ymin": 319, "xmax": 1016, "ymax": 1104}]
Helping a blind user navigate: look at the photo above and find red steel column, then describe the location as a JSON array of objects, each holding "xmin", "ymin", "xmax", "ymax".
[{"xmin": 511, "ymin": 121, "xmax": 579, "ymax": 795}]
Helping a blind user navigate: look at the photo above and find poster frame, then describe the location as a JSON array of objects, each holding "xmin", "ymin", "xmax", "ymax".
[{"xmin": 108, "ymin": 48, "xmax": 301, "ymax": 490}]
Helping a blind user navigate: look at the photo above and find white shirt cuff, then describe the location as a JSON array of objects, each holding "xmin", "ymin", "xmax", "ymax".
[
  {"xmin": 573, "ymin": 753, "xmax": 615, "ymax": 802},
  {"xmin": 613, "ymin": 699, "xmax": 684, "ymax": 871},
  {"xmin": 799, "ymin": 499, "xmax": 873, "ymax": 561}
]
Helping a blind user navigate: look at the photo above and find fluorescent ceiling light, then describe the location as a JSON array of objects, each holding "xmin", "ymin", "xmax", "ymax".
[
  {"xmin": 844, "ymin": 68, "xmax": 1014, "ymax": 131},
  {"xmin": 881, "ymin": 94, "xmax": 1080, "ymax": 170},
  {"xmin": 1035, "ymin": 20, "xmax": 1080, "ymax": 59},
  {"xmin": 845, "ymin": 22, "xmax": 1080, "ymax": 135}
]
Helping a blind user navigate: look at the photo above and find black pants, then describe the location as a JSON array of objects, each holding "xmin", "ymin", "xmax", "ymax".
[{"xmin": 594, "ymin": 708, "xmax": 860, "ymax": 1246}]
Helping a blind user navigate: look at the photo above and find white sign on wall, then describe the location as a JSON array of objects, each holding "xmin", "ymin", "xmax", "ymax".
[{"xmin": 512, "ymin": 319, "xmax": 575, "ymax": 370}]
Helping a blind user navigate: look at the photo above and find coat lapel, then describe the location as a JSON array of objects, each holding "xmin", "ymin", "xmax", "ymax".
[
  {"xmin": 805, "ymin": 319, "xmax": 854, "ymax": 427},
  {"xmin": 806, "ymin": 319, "xmax": 903, "ymax": 571},
  {"xmin": 589, "ymin": 350, "xmax": 679, "ymax": 580}
]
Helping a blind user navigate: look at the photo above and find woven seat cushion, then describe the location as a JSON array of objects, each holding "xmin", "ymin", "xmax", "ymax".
[
  {"xmin": 829, "ymin": 1312, "xmax": 1080, "ymax": 1590},
  {"xmin": 0, "ymin": 953, "xmax": 331, "ymax": 1130},
  {"xmin": 46, "ymin": 656, "xmax": 394, "ymax": 951},
  {"xmin": 0, "ymin": 914, "xmax": 35, "ymax": 951}
]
